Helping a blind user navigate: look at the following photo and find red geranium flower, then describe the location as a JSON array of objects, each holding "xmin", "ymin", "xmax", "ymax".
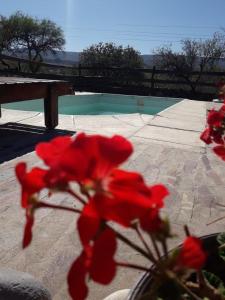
[
  {"xmin": 15, "ymin": 162, "xmax": 47, "ymax": 247},
  {"xmin": 178, "ymin": 236, "xmax": 206, "ymax": 270},
  {"xmin": 200, "ymin": 128, "xmax": 212, "ymax": 144},
  {"xmin": 36, "ymin": 135, "xmax": 72, "ymax": 168},
  {"xmin": 207, "ymin": 110, "xmax": 223, "ymax": 127},
  {"xmin": 15, "ymin": 162, "xmax": 47, "ymax": 208},
  {"xmin": 36, "ymin": 135, "xmax": 87, "ymax": 185},
  {"xmin": 77, "ymin": 199, "xmax": 100, "ymax": 248},
  {"xmin": 68, "ymin": 228, "xmax": 117, "ymax": 300},
  {"xmin": 89, "ymin": 170, "xmax": 168, "ymax": 228},
  {"xmin": 140, "ymin": 185, "xmax": 169, "ymax": 233},
  {"xmin": 35, "ymin": 133, "xmax": 133, "ymax": 190},
  {"xmin": 213, "ymin": 144, "xmax": 225, "ymax": 161},
  {"xmin": 219, "ymin": 104, "xmax": 225, "ymax": 115},
  {"xmin": 63, "ymin": 133, "xmax": 133, "ymax": 184}
]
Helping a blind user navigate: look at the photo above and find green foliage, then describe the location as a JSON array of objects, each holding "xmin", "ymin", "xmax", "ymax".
[
  {"xmin": 79, "ymin": 42, "xmax": 144, "ymax": 85},
  {"xmin": 203, "ymin": 270, "xmax": 225, "ymax": 297},
  {"xmin": 0, "ymin": 15, "xmax": 14, "ymax": 53},
  {"xmin": 217, "ymin": 233, "xmax": 225, "ymax": 246},
  {"xmin": 153, "ymin": 33, "xmax": 225, "ymax": 93},
  {"xmin": 80, "ymin": 42, "xmax": 143, "ymax": 69},
  {"xmin": 218, "ymin": 247, "xmax": 225, "ymax": 264},
  {"xmin": 0, "ymin": 11, "xmax": 65, "ymax": 72},
  {"xmin": 217, "ymin": 233, "xmax": 225, "ymax": 262}
]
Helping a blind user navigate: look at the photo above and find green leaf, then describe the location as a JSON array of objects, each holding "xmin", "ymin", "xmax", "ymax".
[
  {"xmin": 219, "ymin": 248, "xmax": 225, "ymax": 262},
  {"xmin": 203, "ymin": 270, "xmax": 225, "ymax": 296},
  {"xmin": 217, "ymin": 232, "xmax": 225, "ymax": 245}
]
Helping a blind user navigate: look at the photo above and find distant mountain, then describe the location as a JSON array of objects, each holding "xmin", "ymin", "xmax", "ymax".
[
  {"xmin": 6, "ymin": 50, "xmax": 80, "ymax": 65},
  {"xmin": 5, "ymin": 50, "xmax": 225, "ymax": 69},
  {"xmin": 41, "ymin": 51, "xmax": 154, "ymax": 66},
  {"xmin": 43, "ymin": 51, "xmax": 80, "ymax": 65},
  {"xmin": 7, "ymin": 49, "xmax": 154, "ymax": 66}
]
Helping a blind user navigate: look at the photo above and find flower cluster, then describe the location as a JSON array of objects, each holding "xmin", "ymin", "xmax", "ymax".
[
  {"xmin": 16, "ymin": 133, "xmax": 207, "ymax": 300},
  {"xmin": 200, "ymin": 87, "xmax": 225, "ymax": 161}
]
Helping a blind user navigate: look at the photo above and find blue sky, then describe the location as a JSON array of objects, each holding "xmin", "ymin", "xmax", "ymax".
[{"xmin": 1, "ymin": 0, "xmax": 225, "ymax": 54}]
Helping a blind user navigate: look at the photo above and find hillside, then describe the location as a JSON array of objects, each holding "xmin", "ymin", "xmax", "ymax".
[
  {"xmin": 8, "ymin": 50, "xmax": 153, "ymax": 66},
  {"xmin": 4, "ymin": 50, "xmax": 225, "ymax": 69}
]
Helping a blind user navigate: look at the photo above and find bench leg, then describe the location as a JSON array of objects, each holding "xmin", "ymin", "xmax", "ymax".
[{"xmin": 44, "ymin": 86, "xmax": 58, "ymax": 129}]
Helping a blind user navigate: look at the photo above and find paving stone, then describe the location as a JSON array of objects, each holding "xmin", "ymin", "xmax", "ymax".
[
  {"xmin": 149, "ymin": 115, "xmax": 205, "ymax": 132},
  {"xmin": 134, "ymin": 125, "xmax": 205, "ymax": 147},
  {"xmin": 0, "ymin": 98, "xmax": 224, "ymax": 300}
]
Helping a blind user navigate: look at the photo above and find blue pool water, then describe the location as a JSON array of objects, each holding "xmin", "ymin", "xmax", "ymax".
[{"xmin": 3, "ymin": 93, "xmax": 181, "ymax": 115}]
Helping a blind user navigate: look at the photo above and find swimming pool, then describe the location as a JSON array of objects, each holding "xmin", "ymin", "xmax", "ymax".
[{"xmin": 3, "ymin": 93, "xmax": 181, "ymax": 115}]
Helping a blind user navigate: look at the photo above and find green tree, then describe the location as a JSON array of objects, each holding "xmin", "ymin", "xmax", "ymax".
[
  {"xmin": 80, "ymin": 42, "xmax": 144, "ymax": 83},
  {"xmin": 4, "ymin": 11, "xmax": 65, "ymax": 72},
  {"xmin": 154, "ymin": 33, "xmax": 225, "ymax": 93},
  {"xmin": 0, "ymin": 15, "xmax": 15, "ymax": 68}
]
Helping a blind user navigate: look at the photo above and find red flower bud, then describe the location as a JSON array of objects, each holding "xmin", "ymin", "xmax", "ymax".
[{"xmin": 178, "ymin": 236, "xmax": 206, "ymax": 270}]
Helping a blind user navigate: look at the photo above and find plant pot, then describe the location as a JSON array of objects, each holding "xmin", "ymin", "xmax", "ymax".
[
  {"xmin": 127, "ymin": 233, "xmax": 225, "ymax": 300},
  {"xmin": 0, "ymin": 268, "xmax": 51, "ymax": 300}
]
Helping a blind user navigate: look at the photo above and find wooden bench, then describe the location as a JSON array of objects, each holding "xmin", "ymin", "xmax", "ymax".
[{"xmin": 0, "ymin": 77, "xmax": 73, "ymax": 129}]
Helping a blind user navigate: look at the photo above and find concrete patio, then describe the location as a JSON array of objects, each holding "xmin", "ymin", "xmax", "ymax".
[{"xmin": 0, "ymin": 99, "xmax": 224, "ymax": 300}]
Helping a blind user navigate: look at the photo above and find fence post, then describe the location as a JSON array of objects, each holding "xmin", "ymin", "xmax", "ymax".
[{"xmin": 150, "ymin": 66, "xmax": 156, "ymax": 95}]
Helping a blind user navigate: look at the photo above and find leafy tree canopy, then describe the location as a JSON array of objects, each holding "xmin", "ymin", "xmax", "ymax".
[
  {"xmin": 153, "ymin": 33, "xmax": 225, "ymax": 92},
  {"xmin": 0, "ymin": 11, "xmax": 65, "ymax": 72},
  {"xmin": 80, "ymin": 42, "xmax": 143, "ymax": 68}
]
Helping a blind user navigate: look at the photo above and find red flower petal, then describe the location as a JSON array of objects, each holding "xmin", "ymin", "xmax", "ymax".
[
  {"xmin": 78, "ymin": 200, "xmax": 100, "ymax": 248},
  {"xmin": 15, "ymin": 162, "xmax": 26, "ymax": 184},
  {"xmin": 178, "ymin": 236, "xmax": 206, "ymax": 270},
  {"xmin": 219, "ymin": 104, "xmax": 225, "ymax": 116},
  {"xmin": 213, "ymin": 145, "xmax": 225, "ymax": 161},
  {"xmin": 212, "ymin": 130, "xmax": 224, "ymax": 145},
  {"xmin": 207, "ymin": 110, "xmax": 223, "ymax": 127},
  {"xmin": 200, "ymin": 128, "xmax": 212, "ymax": 144},
  {"xmin": 139, "ymin": 185, "xmax": 168, "ymax": 233},
  {"xmin": 71, "ymin": 133, "xmax": 132, "ymax": 180},
  {"xmin": 90, "ymin": 228, "xmax": 117, "ymax": 284},
  {"xmin": 67, "ymin": 253, "xmax": 88, "ymax": 300},
  {"xmin": 36, "ymin": 136, "xmax": 72, "ymax": 167},
  {"xmin": 140, "ymin": 208, "xmax": 162, "ymax": 233},
  {"xmin": 91, "ymin": 170, "xmax": 168, "ymax": 228},
  {"xmin": 59, "ymin": 146, "xmax": 88, "ymax": 181},
  {"xmin": 94, "ymin": 170, "xmax": 151, "ymax": 226},
  {"xmin": 98, "ymin": 135, "xmax": 133, "ymax": 165},
  {"xmin": 150, "ymin": 184, "xmax": 169, "ymax": 209},
  {"xmin": 15, "ymin": 163, "xmax": 47, "ymax": 208},
  {"xmin": 23, "ymin": 213, "xmax": 34, "ymax": 248}
]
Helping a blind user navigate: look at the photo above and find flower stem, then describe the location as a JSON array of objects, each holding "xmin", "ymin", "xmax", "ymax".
[
  {"xmin": 117, "ymin": 261, "xmax": 159, "ymax": 278},
  {"xmin": 149, "ymin": 233, "xmax": 161, "ymax": 260},
  {"xmin": 134, "ymin": 225, "xmax": 157, "ymax": 263},
  {"xmin": 184, "ymin": 225, "xmax": 191, "ymax": 236},
  {"xmin": 39, "ymin": 201, "xmax": 81, "ymax": 214},
  {"xmin": 106, "ymin": 224, "xmax": 152, "ymax": 261},
  {"xmin": 116, "ymin": 262, "xmax": 149, "ymax": 272},
  {"xmin": 172, "ymin": 274, "xmax": 202, "ymax": 300},
  {"xmin": 161, "ymin": 239, "xmax": 168, "ymax": 259}
]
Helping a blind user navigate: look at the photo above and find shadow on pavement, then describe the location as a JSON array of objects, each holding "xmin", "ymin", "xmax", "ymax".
[{"xmin": 0, "ymin": 122, "xmax": 75, "ymax": 164}]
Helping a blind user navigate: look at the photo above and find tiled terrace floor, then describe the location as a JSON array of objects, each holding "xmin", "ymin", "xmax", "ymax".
[{"xmin": 0, "ymin": 99, "xmax": 224, "ymax": 299}]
